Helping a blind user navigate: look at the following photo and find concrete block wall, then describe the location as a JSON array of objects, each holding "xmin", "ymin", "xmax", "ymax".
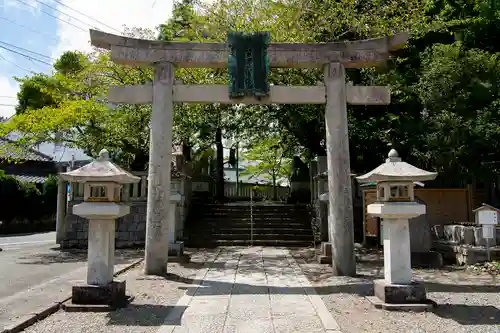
[{"xmin": 60, "ymin": 177, "xmax": 190, "ymax": 249}]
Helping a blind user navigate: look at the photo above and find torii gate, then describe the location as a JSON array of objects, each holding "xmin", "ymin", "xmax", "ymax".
[{"xmin": 89, "ymin": 29, "xmax": 408, "ymax": 276}]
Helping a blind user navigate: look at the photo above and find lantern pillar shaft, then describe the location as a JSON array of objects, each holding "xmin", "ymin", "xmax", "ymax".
[
  {"xmin": 87, "ymin": 219, "xmax": 116, "ymax": 286},
  {"xmin": 382, "ymin": 218, "xmax": 412, "ymax": 284}
]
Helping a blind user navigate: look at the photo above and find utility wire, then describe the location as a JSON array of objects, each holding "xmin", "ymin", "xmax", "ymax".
[
  {"xmin": 15, "ymin": 0, "xmax": 87, "ymax": 32},
  {"xmin": 50, "ymin": 0, "xmax": 123, "ymax": 34},
  {"xmin": 0, "ymin": 16, "xmax": 60, "ymax": 43},
  {"xmin": 0, "ymin": 104, "xmax": 17, "ymax": 107},
  {"xmin": 0, "ymin": 41, "xmax": 55, "ymax": 61},
  {"xmin": 0, "ymin": 53, "xmax": 36, "ymax": 73},
  {"xmin": 0, "ymin": 45, "xmax": 52, "ymax": 66},
  {"xmin": 0, "ymin": 96, "xmax": 17, "ymax": 99},
  {"xmin": 30, "ymin": 0, "xmax": 102, "ymax": 32}
]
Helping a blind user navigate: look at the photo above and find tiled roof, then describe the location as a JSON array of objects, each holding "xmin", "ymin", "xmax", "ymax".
[
  {"xmin": 0, "ymin": 137, "xmax": 53, "ymax": 162},
  {"xmin": 10, "ymin": 174, "xmax": 48, "ymax": 184}
]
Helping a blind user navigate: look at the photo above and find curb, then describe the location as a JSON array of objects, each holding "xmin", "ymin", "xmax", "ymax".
[{"xmin": 2, "ymin": 258, "xmax": 144, "ymax": 333}]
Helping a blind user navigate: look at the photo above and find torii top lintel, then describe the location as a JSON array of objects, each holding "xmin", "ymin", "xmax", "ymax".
[{"xmin": 89, "ymin": 29, "xmax": 408, "ymax": 69}]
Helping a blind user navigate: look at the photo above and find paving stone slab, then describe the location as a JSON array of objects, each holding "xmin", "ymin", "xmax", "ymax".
[{"xmin": 156, "ymin": 247, "xmax": 341, "ymax": 333}]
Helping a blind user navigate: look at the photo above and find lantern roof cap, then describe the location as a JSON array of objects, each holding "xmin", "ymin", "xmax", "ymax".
[
  {"xmin": 356, "ymin": 149, "xmax": 437, "ymax": 183},
  {"xmin": 59, "ymin": 149, "xmax": 140, "ymax": 184}
]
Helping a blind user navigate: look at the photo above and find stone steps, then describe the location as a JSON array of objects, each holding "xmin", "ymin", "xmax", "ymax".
[
  {"xmin": 188, "ymin": 239, "xmax": 314, "ymax": 247},
  {"xmin": 184, "ymin": 202, "xmax": 313, "ymax": 248},
  {"xmin": 215, "ymin": 227, "xmax": 311, "ymax": 234},
  {"xmin": 204, "ymin": 233, "xmax": 313, "ymax": 240}
]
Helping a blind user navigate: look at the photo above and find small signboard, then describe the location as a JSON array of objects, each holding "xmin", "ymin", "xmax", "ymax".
[
  {"xmin": 477, "ymin": 210, "xmax": 498, "ymax": 225},
  {"xmin": 482, "ymin": 225, "xmax": 495, "ymax": 239}
]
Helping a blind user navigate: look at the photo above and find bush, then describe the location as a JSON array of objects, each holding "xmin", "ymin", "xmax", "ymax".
[{"xmin": 0, "ymin": 170, "xmax": 57, "ymax": 228}]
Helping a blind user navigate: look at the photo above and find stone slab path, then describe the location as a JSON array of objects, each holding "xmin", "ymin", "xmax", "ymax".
[{"xmin": 157, "ymin": 247, "xmax": 341, "ymax": 333}]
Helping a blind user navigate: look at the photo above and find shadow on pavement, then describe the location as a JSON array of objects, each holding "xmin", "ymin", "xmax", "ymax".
[
  {"xmin": 16, "ymin": 248, "xmax": 143, "ymax": 264},
  {"xmin": 433, "ymin": 304, "xmax": 500, "ymax": 325},
  {"xmin": 106, "ymin": 305, "xmax": 187, "ymax": 326},
  {"xmin": 425, "ymin": 282, "xmax": 500, "ymax": 293}
]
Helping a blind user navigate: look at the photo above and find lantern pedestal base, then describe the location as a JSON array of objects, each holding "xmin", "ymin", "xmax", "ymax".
[
  {"xmin": 317, "ymin": 242, "xmax": 332, "ymax": 264},
  {"xmin": 168, "ymin": 241, "xmax": 184, "ymax": 256},
  {"xmin": 68, "ymin": 280, "xmax": 128, "ymax": 311},
  {"xmin": 367, "ymin": 279, "xmax": 435, "ymax": 312}
]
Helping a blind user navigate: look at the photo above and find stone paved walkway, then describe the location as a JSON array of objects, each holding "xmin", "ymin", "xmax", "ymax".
[{"xmin": 157, "ymin": 247, "xmax": 341, "ymax": 333}]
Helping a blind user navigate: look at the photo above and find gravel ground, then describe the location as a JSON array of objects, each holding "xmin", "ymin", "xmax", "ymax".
[
  {"xmin": 290, "ymin": 247, "xmax": 500, "ymax": 333},
  {"xmin": 24, "ymin": 249, "xmax": 219, "ymax": 333}
]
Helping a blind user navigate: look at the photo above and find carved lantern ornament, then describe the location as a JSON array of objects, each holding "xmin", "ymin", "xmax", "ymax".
[
  {"xmin": 60, "ymin": 149, "xmax": 140, "ymax": 203},
  {"xmin": 357, "ymin": 149, "xmax": 437, "ymax": 202}
]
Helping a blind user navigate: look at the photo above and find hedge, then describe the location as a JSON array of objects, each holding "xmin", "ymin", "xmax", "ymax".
[{"xmin": 0, "ymin": 170, "xmax": 58, "ymax": 234}]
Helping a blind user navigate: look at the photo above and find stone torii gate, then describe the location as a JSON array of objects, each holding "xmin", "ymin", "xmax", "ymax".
[{"xmin": 89, "ymin": 29, "xmax": 408, "ymax": 276}]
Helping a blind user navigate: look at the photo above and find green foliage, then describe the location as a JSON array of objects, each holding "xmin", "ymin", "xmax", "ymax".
[
  {"xmin": 15, "ymin": 74, "xmax": 58, "ymax": 115},
  {"xmin": 2, "ymin": 46, "xmax": 154, "ymax": 169},
  {"xmin": 53, "ymin": 51, "xmax": 86, "ymax": 75},
  {"xmin": 414, "ymin": 43, "xmax": 500, "ymax": 181},
  {"xmin": 0, "ymin": 171, "xmax": 56, "ymax": 225},
  {"xmin": 241, "ymin": 135, "xmax": 292, "ymax": 199}
]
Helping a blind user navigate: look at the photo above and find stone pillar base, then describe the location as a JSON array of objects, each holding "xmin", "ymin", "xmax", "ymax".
[
  {"xmin": 69, "ymin": 280, "xmax": 128, "ymax": 309},
  {"xmin": 367, "ymin": 279, "xmax": 435, "ymax": 312},
  {"xmin": 317, "ymin": 242, "xmax": 332, "ymax": 264},
  {"xmin": 168, "ymin": 241, "xmax": 184, "ymax": 256}
]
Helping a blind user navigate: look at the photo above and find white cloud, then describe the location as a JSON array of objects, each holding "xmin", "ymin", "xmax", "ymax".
[
  {"xmin": 0, "ymin": 76, "xmax": 19, "ymax": 118},
  {"xmin": 51, "ymin": 0, "xmax": 175, "ymax": 58},
  {"xmin": 4, "ymin": 0, "xmax": 42, "ymax": 15}
]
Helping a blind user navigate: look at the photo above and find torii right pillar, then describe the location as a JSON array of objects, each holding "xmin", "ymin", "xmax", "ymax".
[
  {"xmin": 323, "ymin": 63, "xmax": 353, "ymax": 275},
  {"xmin": 324, "ymin": 63, "xmax": 356, "ymax": 276}
]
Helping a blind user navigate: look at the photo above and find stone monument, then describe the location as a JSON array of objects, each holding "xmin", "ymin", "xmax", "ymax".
[
  {"xmin": 357, "ymin": 149, "xmax": 438, "ymax": 311},
  {"xmin": 168, "ymin": 192, "xmax": 184, "ymax": 257},
  {"xmin": 59, "ymin": 149, "xmax": 140, "ymax": 309}
]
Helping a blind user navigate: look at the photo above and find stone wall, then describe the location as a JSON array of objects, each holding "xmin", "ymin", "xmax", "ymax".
[
  {"xmin": 61, "ymin": 201, "xmax": 147, "ymax": 248},
  {"xmin": 432, "ymin": 224, "xmax": 500, "ymax": 264},
  {"xmin": 432, "ymin": 224, "xmax": 499, "ymax": 247},
  {"xmin": 60, "ymin": 176, "xmax": 190, "ymax": 249}
]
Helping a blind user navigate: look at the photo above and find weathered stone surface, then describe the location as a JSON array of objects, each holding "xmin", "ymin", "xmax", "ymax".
[
  {"xmin": 72, "ymin": 280, "xmax": 127, "ymax": 307},
  {"xmin": 373, "ymin": 279, "xmax": 427, "ymax": 304},
  {"xmin": 61, "ymin": 198, "xmax": 186, "ymax": 249},
  {"xmin": 442, "ymin": 225, "xmax": 484, "ymax": 245},
  {"xmin": 321, "ymin": 242, "xmax": 332, "ymax": 257},
  {"xmin": 409, "ymin": 214, "xmax": 431, "ymax": 252},
  {"xmin": 431, "ymin": 224, "xmax": 443, "ymax": 240},
  {"xmin": 90, "ymin": 29, "xmax": 408, "ymax": 69}
]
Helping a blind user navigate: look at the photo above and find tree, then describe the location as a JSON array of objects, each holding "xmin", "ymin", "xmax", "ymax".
[
  {"xmin": 242, "ymin": 135, "xmax": 292, "ymax": 200},
  {"xmin": 15, "ymin": 74, "xmax": 58, "ymax": 115},
  {"xmin": 1, "ymin": 30, "xmax": 156, "ymax": 169}
]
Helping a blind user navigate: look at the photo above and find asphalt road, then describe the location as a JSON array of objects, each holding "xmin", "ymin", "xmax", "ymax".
[
  {"xmin": 0, "ymin": 232, "xmax": 85, "ymax": 300},
  {"xmin": 0, "ymin": 231, "xmax": 57, "ymax": 250},
  {"xmin": 0, "ymin": 232, "xmax": 143, "ymax": 303}
]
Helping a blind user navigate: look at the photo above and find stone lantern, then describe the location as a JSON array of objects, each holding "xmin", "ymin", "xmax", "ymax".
[
  {"xmin": 59, "ymin": 149, "xmax": 140, "ymax": 308},
  {"xmin": 357, "ymin": 149, "xmax": 437, "ymax": 310}
]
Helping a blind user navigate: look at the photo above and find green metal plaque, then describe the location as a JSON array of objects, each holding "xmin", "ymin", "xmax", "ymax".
[{"xmin": 228, "ymin": 31, "xmax": 270, "ymax": 99}]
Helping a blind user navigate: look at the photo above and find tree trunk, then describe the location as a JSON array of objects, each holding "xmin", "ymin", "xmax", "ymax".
[
  {"xmin": 215, "ymin": 127, "xmax": 225, "ymax": 200},
  {"xmin": 272, "ymin": 173, "xmax": 277, "ymax": 201}
]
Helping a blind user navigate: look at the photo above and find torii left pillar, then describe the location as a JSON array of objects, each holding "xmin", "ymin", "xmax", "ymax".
[{"xmin": 144, "ymin": 62, "xmax": 175, "ymax": 275}]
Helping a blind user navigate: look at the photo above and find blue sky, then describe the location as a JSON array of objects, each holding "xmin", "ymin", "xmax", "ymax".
[{"xmin": 0, "ymin": 0, "xmax": 174, "ymax": 118}]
